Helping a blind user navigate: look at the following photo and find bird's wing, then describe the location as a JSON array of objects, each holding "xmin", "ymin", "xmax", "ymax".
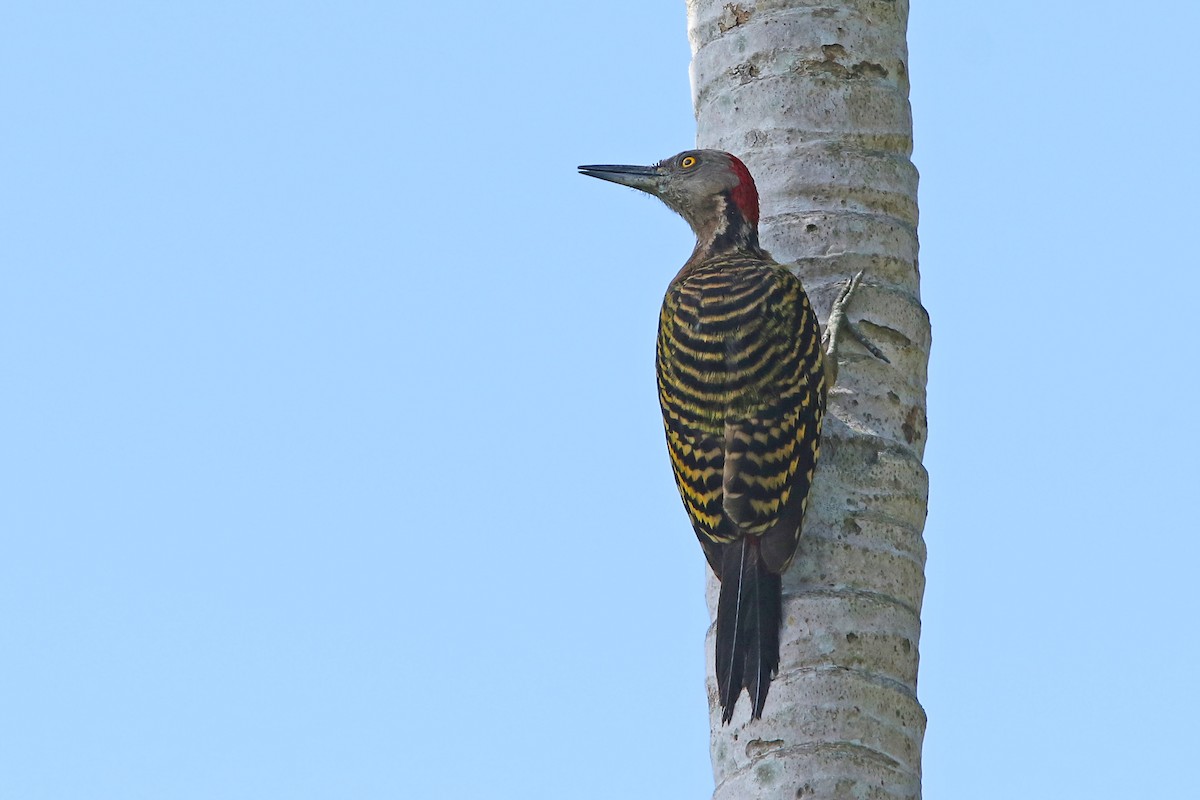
[{"xmin": 719, "ymin": 268, "xmax": 826, "ymax": 569}]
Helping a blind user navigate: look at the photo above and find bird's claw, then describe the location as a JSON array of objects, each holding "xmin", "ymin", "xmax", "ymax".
[
  {"xmin": 824, "ymin": 271, "xmax": 890, "ymax": 366},
  {"xmin": 846, "ymin": 319, "xmax": 890, "ymax": 363}
]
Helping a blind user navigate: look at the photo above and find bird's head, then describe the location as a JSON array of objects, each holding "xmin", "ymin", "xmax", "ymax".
[{"xmin": 579, "ymin": 149, "xmax": 763, "ymax": 262}]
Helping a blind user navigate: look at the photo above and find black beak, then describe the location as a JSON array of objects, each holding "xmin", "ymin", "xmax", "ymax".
[{"xmin": 577, "ymin": 163, "xmax": 661, "ymax": 194}]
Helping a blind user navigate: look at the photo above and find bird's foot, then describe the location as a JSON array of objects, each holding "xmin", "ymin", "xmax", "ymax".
[{"xmin": 823, "ymin": 271, "xmax": 890, "ymax": 367}]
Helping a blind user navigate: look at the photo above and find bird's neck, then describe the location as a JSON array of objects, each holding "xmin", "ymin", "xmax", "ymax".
[{"xmin": 681, "ymin": 191, "xmax": 766, "ymax": 271}]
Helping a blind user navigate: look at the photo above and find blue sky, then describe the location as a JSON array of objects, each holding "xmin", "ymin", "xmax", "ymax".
[{"xmin": 3, "ymin": 2, "xmax": 1198, "ymax": 798}]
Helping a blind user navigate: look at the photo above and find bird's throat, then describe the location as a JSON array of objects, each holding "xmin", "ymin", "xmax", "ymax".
[{"xmin": 683, "ymin": 191, "xmax": 765, "ymax": 271}]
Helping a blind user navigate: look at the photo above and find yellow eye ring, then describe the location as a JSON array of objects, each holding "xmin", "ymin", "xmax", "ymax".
[{"xmin": 680, "ymin": 156, "xmax": 697, "ymax": 169}]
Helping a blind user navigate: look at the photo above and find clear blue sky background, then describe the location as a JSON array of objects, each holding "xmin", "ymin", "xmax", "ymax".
[{"xmin": 3, "ymin": 2, "xmax": 1198, "ymax": 798}]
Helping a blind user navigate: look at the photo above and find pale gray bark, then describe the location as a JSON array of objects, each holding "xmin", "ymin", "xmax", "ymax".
[{"xmin": 687, "ymin": 1, "xmax": 929, "ymax": 797}]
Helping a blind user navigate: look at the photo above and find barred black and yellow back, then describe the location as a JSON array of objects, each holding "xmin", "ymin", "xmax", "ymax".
[
  {"xmin": 579, "ymin": 149, "xmax": 829, "ymax": 723},
  {"xmin": 657, "ymin": 254, "xmax": 826, "ymax": 721}
]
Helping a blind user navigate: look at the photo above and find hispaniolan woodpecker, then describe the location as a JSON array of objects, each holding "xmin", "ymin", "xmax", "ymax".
[{"xmin": 579, "ymin": 150, "xmax": 884, "ymax": 722}]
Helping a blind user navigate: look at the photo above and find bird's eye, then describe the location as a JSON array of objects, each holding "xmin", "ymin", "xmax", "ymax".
[{"xmin": 680, "ymin": 156, "xmax": 698, "ymax": 169}]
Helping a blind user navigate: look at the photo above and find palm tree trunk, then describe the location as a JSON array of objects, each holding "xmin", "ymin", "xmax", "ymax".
[{"xmin": 688, "ymin": 2, "xmax": 929, "ymax": 797}]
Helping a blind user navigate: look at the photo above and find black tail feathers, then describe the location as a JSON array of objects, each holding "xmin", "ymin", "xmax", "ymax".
[{"xmin": 715, "ymin": 537, "xmax": 782, "ymax": 723}]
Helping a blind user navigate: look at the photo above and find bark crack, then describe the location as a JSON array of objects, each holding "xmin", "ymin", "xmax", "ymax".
[
  {"xmin": 786, "ymin": 586, "xmax": 921, "ymax": 619},
  {"xmin": 713, "ymin": 740, "xmax": 916, "ymax": 796}
]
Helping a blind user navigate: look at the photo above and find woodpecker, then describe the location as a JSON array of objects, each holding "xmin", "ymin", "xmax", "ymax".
[{"xmin": 579, "ymin": 150, "xmax": 881, "ymax": 722}]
